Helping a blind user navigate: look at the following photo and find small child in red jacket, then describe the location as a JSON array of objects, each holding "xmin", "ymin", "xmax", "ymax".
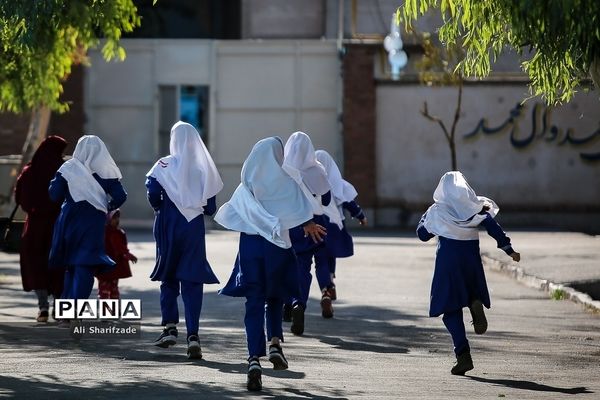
[{"xmin": 96, "ymin": 209, "xmax": 138, "ymax": 299}]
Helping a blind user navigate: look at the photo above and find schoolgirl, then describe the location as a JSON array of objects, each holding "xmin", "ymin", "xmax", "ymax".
[
  {"xmin": 49, "ymin": 135, "xmax": 126, "ymax": 302},
  {"xmin": 216, "ymin": 137, "xmax": 324, "ymax": 391},
  {"xmin": 282, "ymin": 131, "xmax": 331, "ymax": 335},
  {"xmin": 146, "ymin": 121, "xmax": 223, "ymax": 359},
  {"xmin": 313, "ymin": 149, "xmax": 367, "ymax": 318},
  {"xmin": 417, "ymin": 171, "xmax": 520, "ymax": 375}
]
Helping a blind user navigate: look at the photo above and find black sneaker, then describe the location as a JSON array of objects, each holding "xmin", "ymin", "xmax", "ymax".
[
  {"xmin": 469, "ymin": 300, "xmax": 488, "ymax": 334},
  {"xmin": 187, "ymin": 334, "xmax": 202, "ymax": 359},
  {"xmin": 247, "ymin": 357, "xmax": 262, "ymax": 391},
  {"xmin": 320, "ymin": 288, "xmax": 334, "ymax": 319},
  {"xmin": 451, "ymin": 351, "xmax": 474, "ymax": 375},
  {"xmin": 268, "ymin": 344, "xmax": 288, "ymax": 370},
  {"xmin": 282, "ymin": 304, "xmax": 293, "ymax": 322},
  {"xmin": 153, "ymin": 326, "xmax": 178, "ymax": 348},
  {"xmin": 290, "ymin": 304, "xmax": 305, "ymax": 336}
]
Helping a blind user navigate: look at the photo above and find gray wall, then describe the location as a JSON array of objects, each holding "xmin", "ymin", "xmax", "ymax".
[
  {"xmin": 84, "ymin": 39, "xmax": 341, "ymax": 223},
  {"xmin": 376, "ymin": 83, "xmax": 600, "ymax": 228}
]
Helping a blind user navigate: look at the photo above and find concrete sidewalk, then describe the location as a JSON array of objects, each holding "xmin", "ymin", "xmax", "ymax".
[
  {"xmin": 0, "ymin": 230, "xmax": 599, "ymax": 399},
  {"xmin": 479, "ymin": 231, "xmax": 600, "ymax": 311}
]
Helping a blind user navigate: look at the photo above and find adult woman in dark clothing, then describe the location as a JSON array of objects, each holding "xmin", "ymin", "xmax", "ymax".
[{"xmin": 15, "ymin": 135, "xmax": 68, "ymax": 322}]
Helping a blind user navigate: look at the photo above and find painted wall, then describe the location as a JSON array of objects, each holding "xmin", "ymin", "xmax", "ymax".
[
  {"xmin": 375, "ymin": 83, "xmax": 600, "ymax": 228},
  {"xmin": 84, "ymin": 39, "xmax": 341, "ymax": 222}
]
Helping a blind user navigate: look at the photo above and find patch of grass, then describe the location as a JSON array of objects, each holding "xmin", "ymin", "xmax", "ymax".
[{"xmin": 550, "ymin": 289, "xmax": 567, "ymax": 300}]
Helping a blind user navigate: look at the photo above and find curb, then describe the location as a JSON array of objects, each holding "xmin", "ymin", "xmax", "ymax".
[{"xmin": 482, "ymin": 253, "xmax": 600, "ymax": 313}]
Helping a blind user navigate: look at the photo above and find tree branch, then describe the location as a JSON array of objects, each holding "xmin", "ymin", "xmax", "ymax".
[{"xmin": 421, "ymin": 101, "xmax": 451, "ymax": 143}]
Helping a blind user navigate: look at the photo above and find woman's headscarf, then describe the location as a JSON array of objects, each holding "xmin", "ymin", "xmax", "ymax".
[
  {"xmin": 30, "ymin": 135, "xmax": 68, "ymax": 182},
  {"xmin": 315, "ymin": 150, "xmax": 358, "ymax": 205},
  {"xmin": 283, "ymin": 132, "xmax": 330, "ymax": 196},
  {"xmin": 147, "ymin": 121, "xmax": 223, "ymax": 222},
  {"xmin": 215, "ymin": 137, "xmax": 314, "ymax": 248},
  {"xmin": 422, "ymin": 171, "xmax": 499, "ymax": 240},
  {"xmin": 57, "ymin": 135, "xmax": 122, "ymax": 213}
]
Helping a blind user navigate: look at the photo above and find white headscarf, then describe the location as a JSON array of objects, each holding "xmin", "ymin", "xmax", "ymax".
[
  {"xmin": 423, "ymin": 171, "xmax": 499, "ymax": 240},
  {"xmin": 283, "ymin": 132, "xmax": 330, "ymax": 196},
  {"xmin": 215, "ymin": 137, "xmax": 314, "ymax": 248},
  {"xmin": 57, "ymin": 135, "xmax": 122, "ymax": 213},
  {"xmin": 315, "ymin": 150, "xmax": 358, "ymax": 204},
  {"xmin": 147, "ymin": 121, "xmax": 223, "ymax": 222}
]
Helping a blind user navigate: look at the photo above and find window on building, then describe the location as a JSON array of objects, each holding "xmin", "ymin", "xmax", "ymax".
[
  {"xmin": 158, "ymin": 85, "xmax": 209, "ymax": 155},
  {"xmin": 127, "ymin": 0, "xmax": 241, "ymax": 39}
]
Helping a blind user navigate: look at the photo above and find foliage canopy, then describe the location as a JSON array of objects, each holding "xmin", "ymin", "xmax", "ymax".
[
  {"xmin": 0, "ymin": 0, "xmax": 142, "ymax": 113},
  {"xmin": 399, "ymin": 0, "xmax": 600, "ymax": 104}
]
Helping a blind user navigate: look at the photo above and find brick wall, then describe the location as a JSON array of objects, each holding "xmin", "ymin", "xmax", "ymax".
[{"xmin": 342, "ymin": 43, "xmax": 377, "ymax": 207}]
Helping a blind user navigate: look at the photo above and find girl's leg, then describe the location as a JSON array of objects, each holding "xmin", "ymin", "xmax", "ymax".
[
  {"xmin": 110, "ymin": 279, "xmax": 120, "ymax": 300},
  {"xmin": 292, "ymin": 251, "xmax": 313, "ymax": 308},
  {"xmin": 61, "ymin": 268, "xmax": 74, "ymax": 299},
  {"xmin": 72, "ymin": 266, "xmax": 95, "ymax": 299},
  {"xmin": 98, "ymin": 279, "xmax": 111, "ymax": 299},
  {"xmin": 329, "ymin": 257, "xmax": 336, "ymax": 278},
  {"xmin": 266, "ymin": 297, "xmax": 288, "ymax": 370},
  {"xmin": 180, "ymin": 280, "xmax": 203, "ymax": 336},
  {"xmin": 245, "ymin": 296, "xmax": 267, "ymax": 358},
  {"xmin": 442, "ymin": 309, "xmax": 470, "ymax": 356},
  {"xmin": 265, "ymin": 297, "xmax": 284, "ymax": 342},
  {"xmin": 160, "ymin": 280, "xmax": 180, "ymax": 326},
  {"xmin": 314, "ymin": 247, "xmax": 333, "ymax": 290}
]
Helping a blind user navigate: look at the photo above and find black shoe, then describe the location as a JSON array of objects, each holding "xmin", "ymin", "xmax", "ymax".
[
  {"xmin": 320, "ymin": 288, "xmax": 334, "ymax": 319},
  {"xmin": 153, "ymin": 325, "xmax": 178, "ymax": 348},
  {"xmin": 451, "ymin": 351, "xmax": 474, "ymax": 375},
  {"xmin": 290, "ymin": 304, "xmax": 305, "ymax": 336},
  {"xmin": 36, "ymin": 310, "xmax": 49, "ymax": 323},
  {"xmin": 469, "ymin": 300, "xmax": 488, "ymax": 334},
  {"xmin": 187, "ymin": 334, "xmax": 202, "ymax": 359},
  {"xmin": 268, "ymin": 344, "xmax": 289, "ymax": 370},
  {"xmin": 247, "ymin": 357, "xmax": 262, "ymax": 391},
  {"xmin": 282, "ymin": 304, "xmax": 293, "ymax": 322}
]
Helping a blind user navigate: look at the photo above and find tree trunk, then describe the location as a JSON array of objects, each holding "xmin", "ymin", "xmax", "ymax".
[
  {"xmin": 448, "ymin": 81, "xmax": 463, "ymax": 171},
  {"xmin": 6, "ymin": 106, "xmax": 51, "ymax": 204},
  {"xmin": 590, "ymin": 57, "xmax": 600, "ymax": 92}
]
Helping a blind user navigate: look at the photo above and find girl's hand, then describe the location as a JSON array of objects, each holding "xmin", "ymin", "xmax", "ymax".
[
  {"xmin": 510, "ymin": 252, "xmax": 520, "ymax": 262},
  {"xmin": 359, "ymin": 217, "xmax": 368, "ymax": 226},
  {"xmin": 129, "ymin": 254, "xmax": 138, "ymax": 264},
  {"xmin": 303, "ymin": 221, "xmax": 327, "ymax": 243}
]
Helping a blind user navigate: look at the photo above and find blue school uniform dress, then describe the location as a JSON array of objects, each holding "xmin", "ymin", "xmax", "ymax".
[
  {"xmin": 216, "ymin": 137, "xmax": 314, "ymax": 358},
  {"xmin": 314, "ymin": 200, "xmax": 365, "ymax": 290},
  {"xmin": 417, "ymin": 212, "xmax": 514, "ymax": 317},
  {"xmin": 48, "ymin": 135, "xmax": 126, "ymax": 300},
  {"xmin": 146, "ymin": 121, "xmax": 223, "ymax": 338},
  {"xmin": 417, "ymin": 171, "xmax": 516, "ymax": 357},
  {"xmin": 313, "ymin": 149, "xmax": 363, "ymax": 290}
]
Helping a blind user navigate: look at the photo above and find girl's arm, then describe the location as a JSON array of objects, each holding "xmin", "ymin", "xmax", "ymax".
[
  {"xmin": 103, "ymin": 178, "xmax": 127, "ymax": 211},
  {"xmin": 203, "ymin": 196, "xmax": 217, "ymax": 216},
  {"xmin": 481, "ymin": 213, "xmax": 520, "ymax": 261},
  {"xmin": 48, "ymin": 172, "xmax": 68, "ymax": 204},
  {"xmin": 416, "ymin": 213, "xmax": 435, "ymax": 242},
  {"xmin": 342, "ymin": 200, "xmax": 367, "ymax": 225},
  {"xmin": 145, "ymin": 177, "xmax": 163, "ymax": 210}
]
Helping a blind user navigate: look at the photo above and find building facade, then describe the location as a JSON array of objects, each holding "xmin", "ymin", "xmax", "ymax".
[{"xmin": 1, "ymin": 0, "xmax": 598, "ymax": 230}]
